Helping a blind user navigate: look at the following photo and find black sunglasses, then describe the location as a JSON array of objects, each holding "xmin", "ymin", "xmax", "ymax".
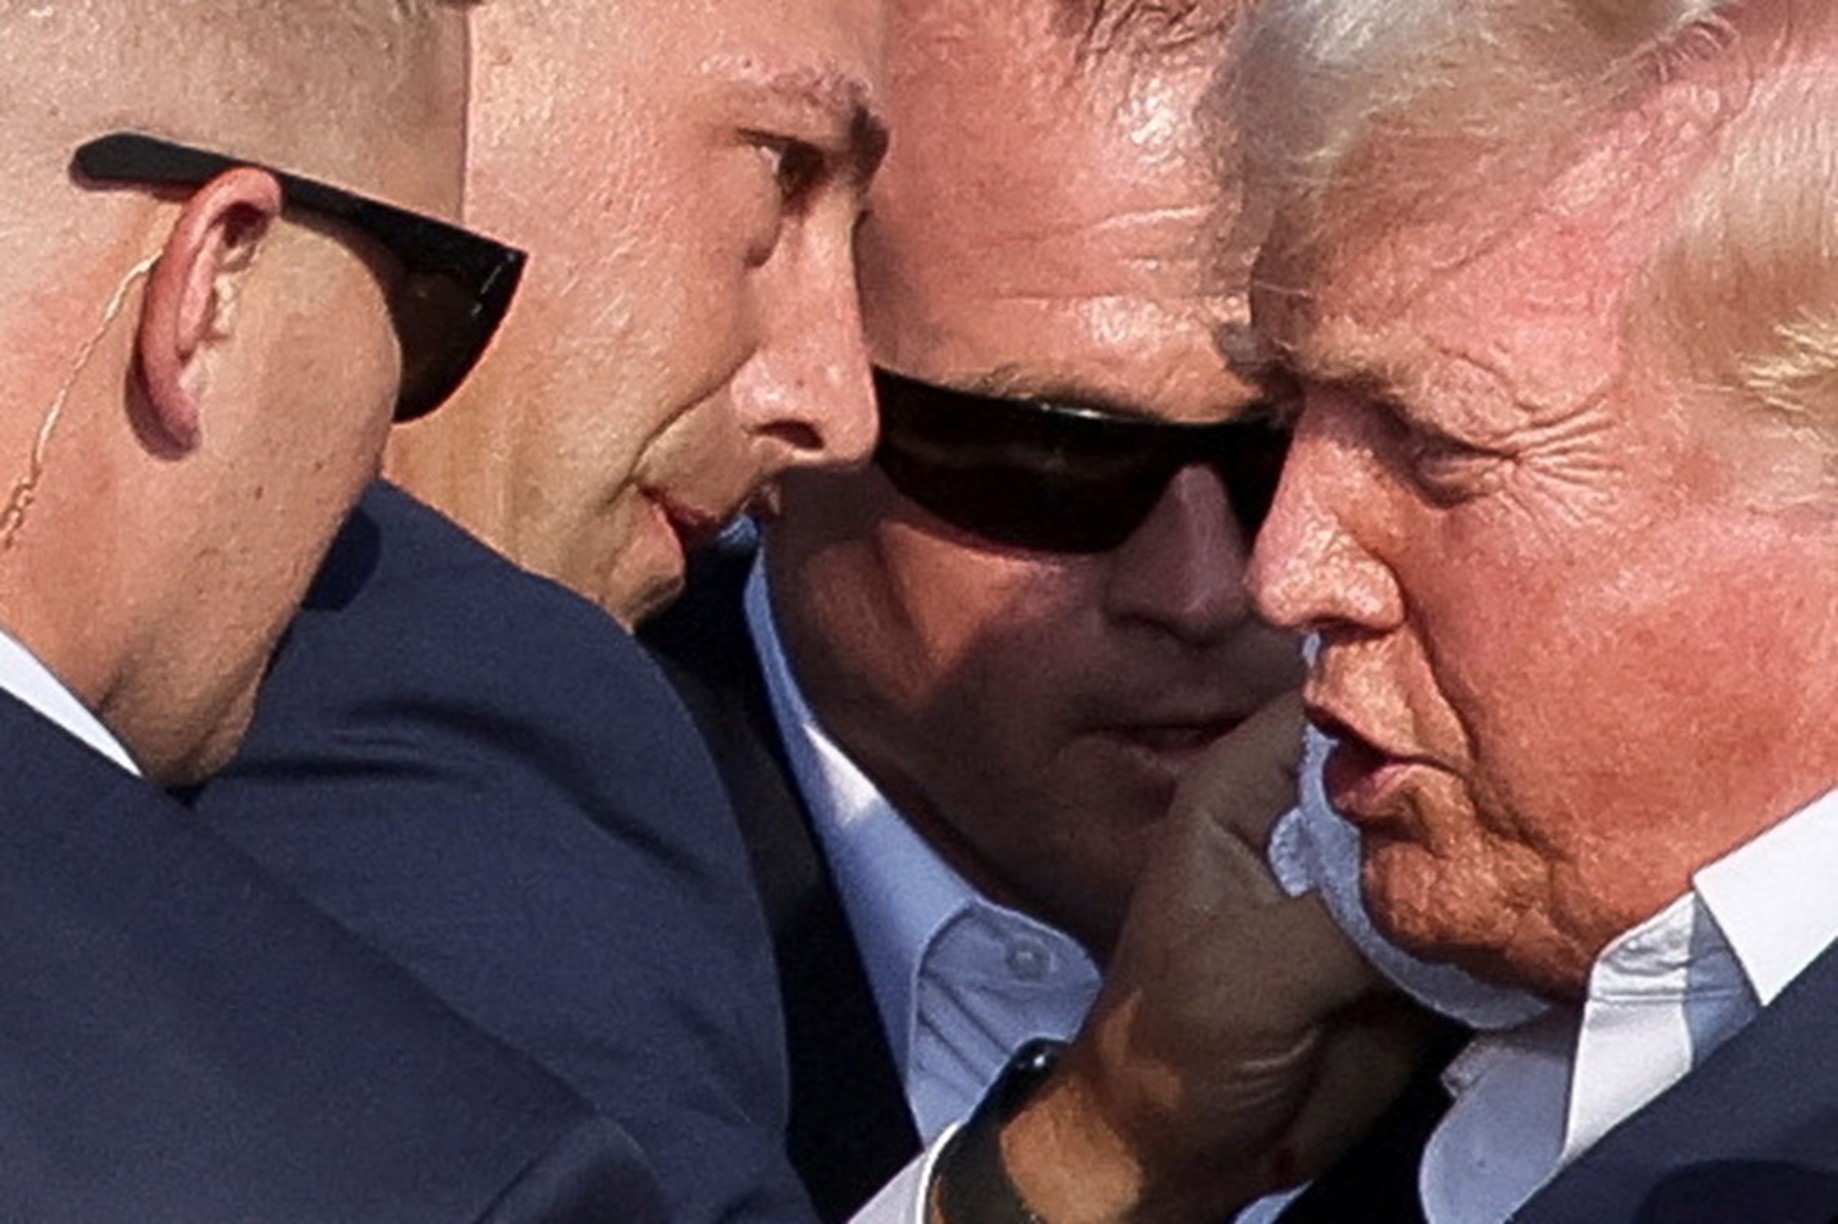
[
  {"xmin": 872, "ymin": 367, "xmax": 1292, "ymax": 555},
  {"xmin": 73, "ymin": 131, "xmax": 526, "ymax": 422}
]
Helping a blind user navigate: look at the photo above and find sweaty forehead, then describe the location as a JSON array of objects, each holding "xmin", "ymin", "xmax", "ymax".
[
  {"xmin": 472, "ymin": 0, "xmax": 882, "ymax": 113},
  {"xmin": 862, "ymin": 0, "xmax": 1247, "ymax": 422},
  {"xmin": 874, "ymin": 4, "xmax": 1222, "ymax": 290}
]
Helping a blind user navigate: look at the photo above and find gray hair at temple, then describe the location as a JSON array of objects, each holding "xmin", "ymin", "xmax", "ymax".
[{"xmin": 1237, "ymin": 0, "xmax": 1838, "ymax": 447}]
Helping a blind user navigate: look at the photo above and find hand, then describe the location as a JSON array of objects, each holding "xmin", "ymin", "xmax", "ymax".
[{"xmin": 994, "ymin": 692, "xmax": 1434, "ymax": 1224}]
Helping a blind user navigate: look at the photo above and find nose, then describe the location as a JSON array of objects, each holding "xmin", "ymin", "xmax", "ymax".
[
  {"xmin": 1248, "ymin": 408, "xmax": 1402, "ymax": 636},
  {"xmin": 726, "ymin": 230, "xmax": 878, "ymax": 472},
  {"xmin": 1104, "ymin": 464, "xmax": 1256, "ymax": 645}
]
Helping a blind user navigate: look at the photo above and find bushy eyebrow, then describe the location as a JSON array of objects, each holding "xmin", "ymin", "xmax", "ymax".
[
  {"xmin": 722, "ymin": 61, "xmax": 890, "ymax": 188},
  {"xmin": 1213, "ymin": 321, "xmax": 1308, "ymax": 424}
]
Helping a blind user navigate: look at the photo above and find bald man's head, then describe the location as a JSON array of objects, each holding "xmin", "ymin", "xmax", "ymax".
[
  {"xmin": 0, "ymin": 0, "xmax": 466, "ymax": 269},
  {"xmin": 0, "ymin": 0, "xmax": 474, "ymax": 781},
  {"xmin": 0, "ymin": 0, "xmax": 470, "ymax": 432}
]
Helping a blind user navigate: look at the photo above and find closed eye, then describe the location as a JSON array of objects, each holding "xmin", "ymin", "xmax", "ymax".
[
  {"xmin": 1406, "ymin": 431, "xmax": 1510, "ymax": 505},
  {"xmin": 1354, "ymin": 393, "xmax": 1511, "ymax": 506}
]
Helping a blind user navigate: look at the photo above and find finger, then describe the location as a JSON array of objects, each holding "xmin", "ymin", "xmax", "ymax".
[
  {"xmin": 1227, "ymin": 894, "xmax": 1390, "ymax": 1025},
  {"xmin": 1174, "ymin": 808, "xmax": 1289, "ymax": 909},
  {"xmin": 1170, "ymin": 688, "xmax": 1305, "ymax": 852}
]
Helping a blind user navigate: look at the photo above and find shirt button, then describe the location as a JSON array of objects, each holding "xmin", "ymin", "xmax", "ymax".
[{"xmin": 1007, "ymin": 940, "xmax": 1052, "ymax": 982}]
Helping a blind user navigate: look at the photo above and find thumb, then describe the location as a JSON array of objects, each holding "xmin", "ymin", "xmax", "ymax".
[{"xmin": 1169, "ymin": 689, "xmax": 1305, "ymax": 855}]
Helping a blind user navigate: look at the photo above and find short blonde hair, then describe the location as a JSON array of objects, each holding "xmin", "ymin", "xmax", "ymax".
[{"xmin": 0, "ymin": 0, "xmax": 460, "ymax": 186}]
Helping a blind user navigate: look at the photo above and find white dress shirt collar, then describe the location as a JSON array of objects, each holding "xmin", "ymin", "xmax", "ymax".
[
  {"xmin": 744, "ymin": 559, "xmax": 1099, "ymax": 1141},
  {"xmin": 0, "ymin": 624, "xmax": 138, "ymax": 775},
  {"xmin": 1423, "ymin": 785, "xmax": 1838, "ymax": 1223},
  {"xmin": 1695, "ymin": 786, "xmax": 1838, "ymax": 1008}
]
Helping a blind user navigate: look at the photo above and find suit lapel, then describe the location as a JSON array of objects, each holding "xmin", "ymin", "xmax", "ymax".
[{"xmin": 1516, "ymin": 941, "xmax": 1838, "ymax": 1222}]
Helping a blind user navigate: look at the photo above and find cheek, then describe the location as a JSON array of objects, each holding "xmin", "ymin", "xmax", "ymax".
[
  {"xmin": 507, "ymin": 191, "xmax": 760, "ymax": 431},
  {"xmin": 1411, "ymin": 495, "xmax": 1808, "ymax": 855},
  {"xmin": 640, "ymin": 395, "xmax": 754, "ymax": 489},
  {"xmin": 1397, "ymin": 498, "xmax": 1643, "ymax": 791},
  {"xmin": 288, "ymin": 290, "xmax": 397, "ymax": 515},
  {"xmin": 623, "ymin": 142, "xmax": 771, "ymax": 369},
  {"xmin": 879, "ymin": 532, "xmax": 1089, "ymax": 702}
]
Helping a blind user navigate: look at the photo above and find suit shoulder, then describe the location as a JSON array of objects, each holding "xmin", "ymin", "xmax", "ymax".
[
  {"xmin": 288, "ymin": 482, "xmax": 668, "ymax": 699},
  {"xmin": 0, "ymin": 701, "xmax": 666, "ymax": 1222}
]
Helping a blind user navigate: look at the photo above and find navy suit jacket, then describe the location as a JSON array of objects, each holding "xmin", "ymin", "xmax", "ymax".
[
  {"xmin": 184, "ymin": 483, "xmax": 815, "ymax": 1224},
  {"xmin": 1514, "ymin": 935, "xmax": 1838, "ymax": 1223},
  {"xmin": 641, "ymin": 540, "xmax": 922, "ymax": 1223},
  {"xmin": 1284, "ymin": 946, "xmax": 1838, "ymax": 1223},
  {"xmin": 0, "ymin": 689, "xmax": 661, "ymax": 1222}
]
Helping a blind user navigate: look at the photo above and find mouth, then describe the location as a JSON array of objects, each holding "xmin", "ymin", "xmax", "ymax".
[
  {"xmin": 1092, "ymin": 714, "xmax": 1250, "ymax": 769},
  {"xmin": 649, "ymin": 491, "xmax": 741, "ymax": 557},
  {"xmin": 1304, "ymin": 703, "xmax": 1418, "ymax": 831}
]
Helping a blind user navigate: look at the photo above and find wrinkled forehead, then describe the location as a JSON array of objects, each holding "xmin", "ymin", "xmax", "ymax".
[{"xmin": 1252, "ymin": 74, "xmax": 1729, "ymax": 396}]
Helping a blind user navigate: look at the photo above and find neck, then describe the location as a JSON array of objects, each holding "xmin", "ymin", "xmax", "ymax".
[{"xmin": 384, "ymin": 407, "xmax": 514, "ymax": 552}]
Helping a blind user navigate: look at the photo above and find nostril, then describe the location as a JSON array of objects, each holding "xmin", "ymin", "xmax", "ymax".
[{"xmin": 763, "ymin": 421, "xmax": 826, "ymax": 455}]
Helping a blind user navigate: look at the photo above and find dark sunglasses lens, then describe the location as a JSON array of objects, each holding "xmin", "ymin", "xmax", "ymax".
[
  {"xmin": 1213, "ymin": 423, "xmax": 1292, "ymax": 533},
  {"xmin": 872, "ymin": 367, "xmax": 1294, "ymax": 554},
  {"xmin": 386, "ymin": 257, "xmax": 527, "ymax": 422},
  {"xmin": 877, "ymin": 446, "xmax": 1168, "ymax": 554},
  {"xmin": 387, "ymin": 271, "xmax": 475, "ymax": 421}
]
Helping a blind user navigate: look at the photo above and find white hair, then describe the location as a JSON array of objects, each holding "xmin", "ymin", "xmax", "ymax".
[{"xmin": 1238, "ymin": 0, "xmax": 1838, "ymax": 441}]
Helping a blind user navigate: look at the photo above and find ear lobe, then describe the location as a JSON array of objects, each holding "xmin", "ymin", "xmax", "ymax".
[{"xmin": 135, "ymin": 166, "xmax": 284, "ymax": 450}]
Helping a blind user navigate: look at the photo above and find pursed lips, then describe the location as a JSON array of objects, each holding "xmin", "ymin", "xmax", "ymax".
[
  {"xmin": 651, "ymin": 489, "xmax": 747, "ymax": 556},
  {"xmin": 1303, "ymin": 697, "xmax": 1432, "ymax": 831}
]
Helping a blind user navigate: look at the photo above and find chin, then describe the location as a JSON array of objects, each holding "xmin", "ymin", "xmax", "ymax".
[
  {"xmin": 606, "ymin": 564, "xmax": 685, "ymax": 628},
  {"xmin": 1363, "ymin": 843, "xmax": 1582, "ymax": 997},
  {"xmin": 590, "ymin": 510, "xmax": 688, "ymax": 628},
  {"xmin": 1361, "ymin": 841, "xmax": 1480, "ymax": 960},
  {"xmin": 156, "ymin": 710, "xmax": 253, "ymax": 787}
]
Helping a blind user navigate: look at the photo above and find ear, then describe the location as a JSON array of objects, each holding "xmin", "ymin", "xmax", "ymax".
[{"xmin": 135, "ymin": 167, "xmax": 284, "ymax": 451}]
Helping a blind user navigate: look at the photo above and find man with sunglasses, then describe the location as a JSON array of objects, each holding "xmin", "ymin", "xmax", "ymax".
[
  {"xmin": 642, "ymin": 0, "xmax": 1354, "ymax": 1218},
  {"xmin": 0, "ymin": 2, "xmax": 659, "ymax": 1218}
]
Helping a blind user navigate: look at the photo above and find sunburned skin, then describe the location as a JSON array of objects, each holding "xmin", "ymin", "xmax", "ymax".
[
  {"xmin": 0, "ymin": 0, "xmax": 467, "ymax": 784},
  {"xmin": 1250, "ymin": 62, "xmax": 1838, "ymax": 997}
]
